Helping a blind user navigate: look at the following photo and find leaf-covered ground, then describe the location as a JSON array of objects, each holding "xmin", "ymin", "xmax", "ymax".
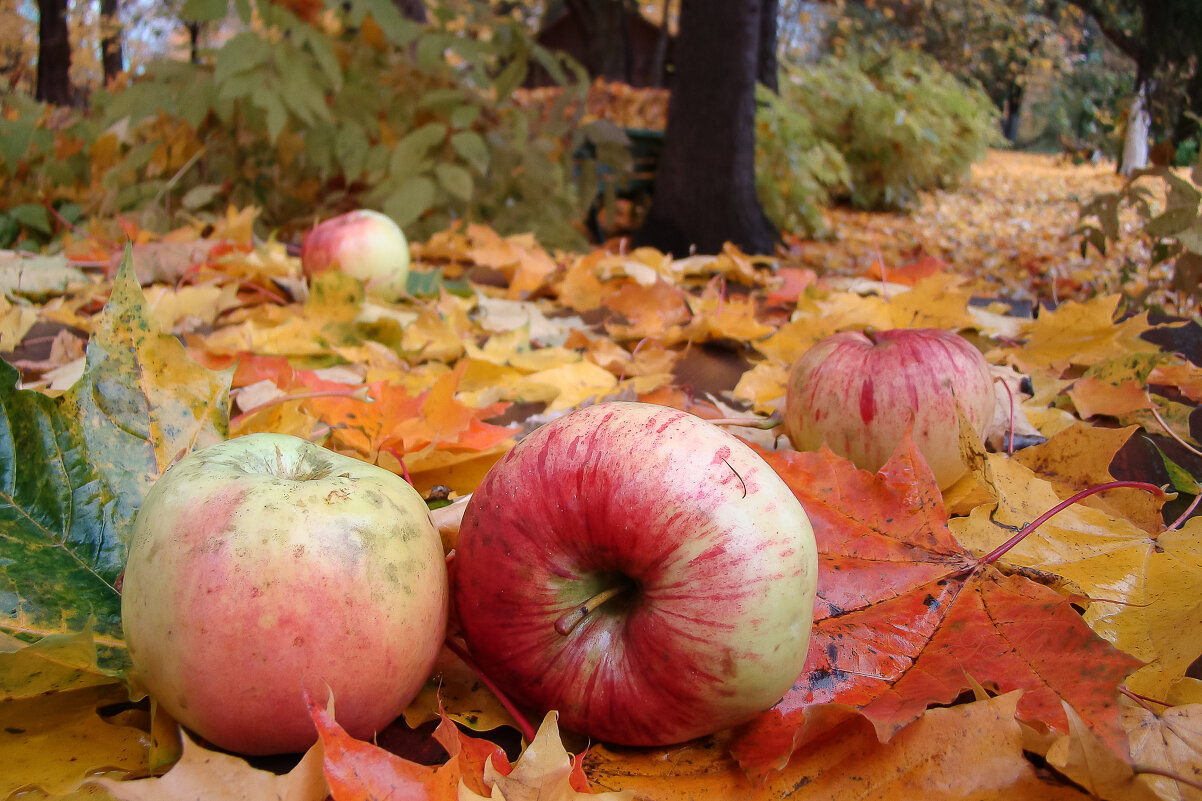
[
  {"xmin": 0, "ymin": 151, "xmax": 1200, "ymax": 800},
  {"xmin": 799, "ymin": 150, "xmax": 1168, "ymax": 307}
]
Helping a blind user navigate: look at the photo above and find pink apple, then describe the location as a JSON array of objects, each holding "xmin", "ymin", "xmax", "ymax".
[
  {"xmin": 301, "ymin": 209, "xmax": 410, "ymax": 301},
  {"xmin": 783, "ymin": 327, "xmax": 995, "ymax": 489},
  {"xmin": 453, "ymin": 401, "xmax": 817, "ymax": 746},
  {"xmin": 121, "ymin": 433, "xmax": 448, "ymax": 755}
]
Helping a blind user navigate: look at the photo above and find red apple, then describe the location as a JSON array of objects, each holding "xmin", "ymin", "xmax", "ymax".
[
  {"xmin": 454, "ymin": 401, "xmax": 817, "ymax": 746},
  {"xmin": 121, "ymin": 433, "xmax": 448, "ymax": 755},
  {"xmin": 301, "ymin": 209, "xmax": 410, "ymax": 301},
  {"xmin": 783, "ymin": 327, "xmax": 995, "ymax": 489}
]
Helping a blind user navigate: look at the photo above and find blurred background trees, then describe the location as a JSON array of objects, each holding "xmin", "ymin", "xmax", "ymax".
[{"xmin": 1, "ymin": 0, "xmax": 1198, "ymax": 253}]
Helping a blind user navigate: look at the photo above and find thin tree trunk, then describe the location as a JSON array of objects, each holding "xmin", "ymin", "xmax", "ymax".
[
  {"xmin": 635, "ymin": 0, "xmax": 777, "ymax": 255},
  {"xmin": 186, "ymin": 21, "xmax": 203, "ymax": 65},
  {"xmin": 101, "ymin": 0, "xmax": 124, "ymax": 85},
  {"xmin": 35, "ymin": 0, "xmax": 72, "ymax": 106},
  {"xmin": 1121, "ymin": 82, "xmax": 1151, "ymax": 176}
]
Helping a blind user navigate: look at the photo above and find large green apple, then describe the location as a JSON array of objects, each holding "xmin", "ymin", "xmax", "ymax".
[{"xmin": 122, "ymin": 433, "xmax": 447, "ymax": 755}]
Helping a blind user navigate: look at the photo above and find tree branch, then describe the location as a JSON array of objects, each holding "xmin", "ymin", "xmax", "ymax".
[{"xmin": 1061, "ymin": 0, "xmax": 1143, "ymax": 66}]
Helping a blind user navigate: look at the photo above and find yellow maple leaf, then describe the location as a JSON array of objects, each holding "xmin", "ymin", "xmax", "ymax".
[
  {"xmin": 951, "ymin": 457, "xmax": 1202, "ymax": 699},
  {"xmin": 999, "ymin": 296, "xmax": 1160, "ymax": 376}
]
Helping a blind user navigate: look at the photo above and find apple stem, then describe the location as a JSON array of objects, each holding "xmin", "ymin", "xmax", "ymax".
[
  {"xmin": 863, "ymin": 327, "xmax": 880, "ymax": 345},
  {"xmin": 554, "ymin": 584, "xmax": 631, "ymax": 637},
  {"xmin": 978, "ymin": 481, "xmax": 1168, "ymax": 566},
  {"xmin": 443, "ymin": 636, "xmax": 538, "ymax": 745}
]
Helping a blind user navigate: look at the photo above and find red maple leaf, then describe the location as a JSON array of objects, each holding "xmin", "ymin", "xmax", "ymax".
[{"xmin": 729, "ymin": 437, "xmax": 1142, "ymax": 779}]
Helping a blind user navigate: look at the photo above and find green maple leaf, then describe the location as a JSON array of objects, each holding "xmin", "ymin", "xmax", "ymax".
[{"xmin": 0, "ymin": 251, "xmax": 231, "ymax": 658}]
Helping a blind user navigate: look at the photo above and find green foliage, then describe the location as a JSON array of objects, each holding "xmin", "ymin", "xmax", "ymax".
[
  {"xmin": 0, "ymin": 253, "xmax": 230, "ymax": 661},
  {"xmin": 782, "ymin": 48, "xmax": 1001, "ymax": 212},
  {"xmin": 754, "ymin": 85, "xmax": 849, "ymax": 237},
  {"xmin": 1021, "ymin": 47, "xmax": 1135, "ymax": 156},
  {"xmin": 1078, "ymin": 157, "xmax": 1202, "ymax": 307},
  {"xmin": 0, "ymin": 0, "xmax": 615, "ymax": 249},
  {"xmin": 0, "ymin": 356, "xmax": 127, "ymax": 650}
]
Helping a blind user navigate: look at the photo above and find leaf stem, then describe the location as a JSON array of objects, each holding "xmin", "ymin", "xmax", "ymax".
[
  {"xmin": 229, "ymin": 388, "xmax": 370, "ymax": 429},
  {"xmin": 443, "ymin": 636, "xmax": 537, "ymax": 745},
  {"xmin": 993, "ymin": 376, "xmax": 1016, "ymax": 455},
  {"xmin": 1132, "ymin": 764, "xmax": 1202, "ymax": 792},
  {"xmin": 1120, "ymin": 686, "xmax": 1171, "ymax": 711},
  {"xmin": 707, "ymin": 416, "xmax": 782, "ymax": 430},
  {"xmin": 1145, "ymin": 389, "xmax": 1202, "ymax": 458},
  {"xmin": 1167, "ymin": 491, "xmax": 1201, "ymax": 531},
  {"xmin": 979, "ymin": 481, "xmax": 1168, "ymax": 566}
]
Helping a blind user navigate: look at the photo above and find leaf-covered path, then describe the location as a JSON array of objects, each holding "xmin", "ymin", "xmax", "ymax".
[{"xmin": 799, "ymin": 150, "xmax": 1163, "ymax": 306}]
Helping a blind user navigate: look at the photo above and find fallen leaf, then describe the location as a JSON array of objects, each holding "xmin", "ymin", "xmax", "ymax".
[
  {"xmin": 3, "ymin": 683, "xmax": 149, "ymax": 797},
  {"xmin": 92, "ymin": 729, "xmax": 327, "ymax": 801},
  {"xmin": 1124, "ymin": 700, "xmax": 1202, "ymax": 801},
  {"xmin": 0, "ymin": 628, "xmax": 116, "ymax": 700},
  {"xmin": 463, "ymin": 711, "xmax": 634, "ymax": 801},
  {"xmin": 1149, "ymin": 361, "xmax": 1202, "ymax": 403},
  {"xmin": 950, "ymin": 457, "xmax": 1202, "ymax": 700},
  {"xmin": 998, "ymin": 296, "xmax": 1160, "ymax": 376},
  {"xmin": 1013, "ymin": 424, "xmax": 1167, "ymax": 534},
  {"xmin": 730, "ymin": 437, "xmax": 1141, "ymax": 777},
  {"xmin": 1045, "ymin": 701, "xmax": 1162, "ymax": 801},
  {"xmin": 587, "ymin": 693, "xmax": 1093, "ymax": 800}
]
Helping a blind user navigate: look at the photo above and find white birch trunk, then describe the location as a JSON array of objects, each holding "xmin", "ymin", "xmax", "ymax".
[{"xmin": 1120, "ymin": 83, "xmax": 1150, "ymax": 176}]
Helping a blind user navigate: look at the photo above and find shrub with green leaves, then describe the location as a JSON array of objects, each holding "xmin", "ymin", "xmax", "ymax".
[
  {"xmin": 781, "ymin": 48, "xmax": 1001, "ymax": 212},
  {"xmin": 754, "ymin": 85, "xmax": 849, "ymax": 237},
  {"xmin": 1, "ymin": 0, "xmax": 617, "ymax": 250},
  {"xmin": 1078, "ymin": 157, "xmax": 1202, "ymax": 309}
]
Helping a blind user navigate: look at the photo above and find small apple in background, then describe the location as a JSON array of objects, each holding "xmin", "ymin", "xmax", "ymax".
[
  {"xmin": 783, "ymin": 327, "xmax": 995, "ymax": 489},
  {"xmin": 121, "ymin": 433, "xmax": 448, "ymax": 755},
  {"xmin": 454, "ymin": 401, "xmax": 817, "ymax": 747},
  {"xmin": 301, "ymin": 209, "xmax": 410, "ymax": 302}
]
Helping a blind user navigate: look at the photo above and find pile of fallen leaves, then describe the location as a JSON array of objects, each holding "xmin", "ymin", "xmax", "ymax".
[{"xmin": 1, "ymin": 166, "xmax": 1200, "ymax": 798}]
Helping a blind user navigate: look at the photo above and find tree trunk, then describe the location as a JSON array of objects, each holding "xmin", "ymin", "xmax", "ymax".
[
  {"xmin": 635, "ymin": 0, "xmax": 777, "ymax": 256},
  {"xmin": 758, "ymin": 0, "xmax": 779, "ymax": 92},
  {"xmin": 650, "ymin": 0, "xmax": 670, "ymax": 87},
  {"xmin": 1120, "ymin": 82, "xmax": 1151, "ymax": 176},
  {"xmin": 186, "ymin": 21, "xmax": 203, "ymax": 65},
  {"xmin": 565, "ymin": 0, "xmax": 629, "ymax": 82},
  {"xmin": 100, "ymin": 0, "xmax": 124, "ymax": 86},
  {"xmin": 35, "ymin": 0, "xmax": 72, "ymax": 106}
]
